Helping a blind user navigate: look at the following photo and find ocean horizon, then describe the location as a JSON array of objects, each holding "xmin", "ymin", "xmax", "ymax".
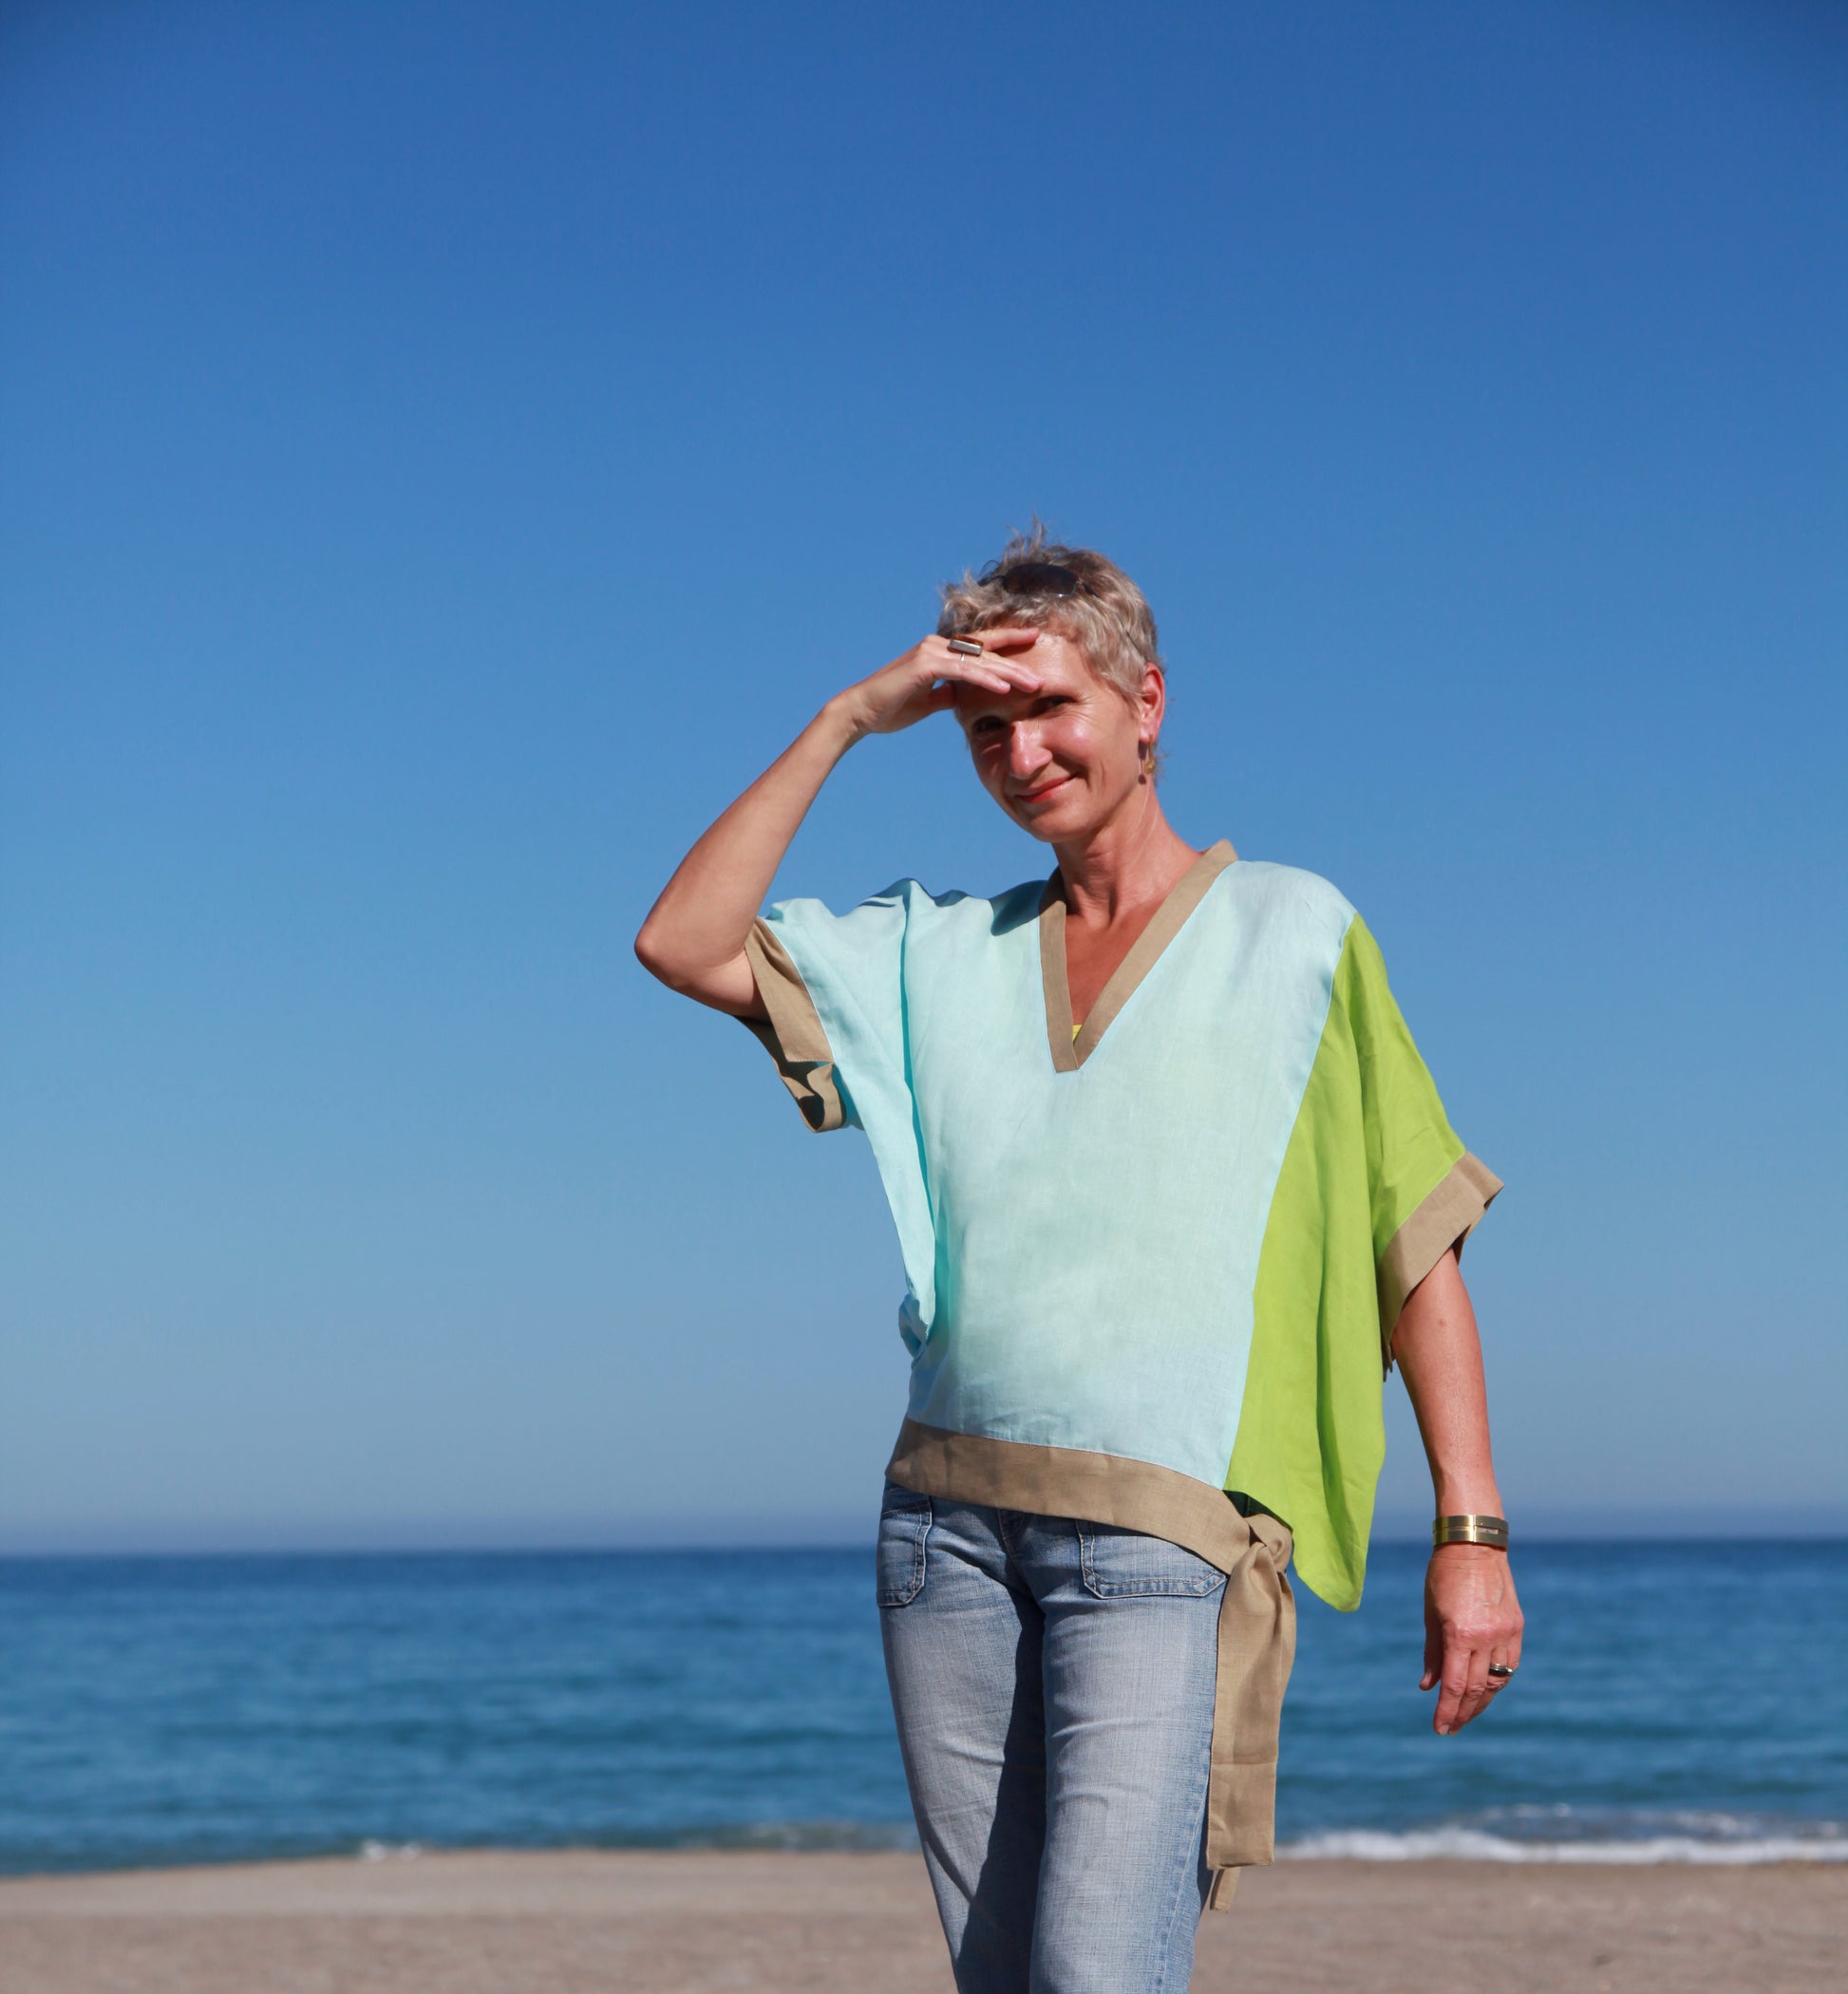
[
  {"xmin": 3, "ymin": 1539, "xmax": 1843, "ymax": 1877},
  {"xmin": 7, "ymin": 1503, "xmax": 1846, "ymax": 1558}
]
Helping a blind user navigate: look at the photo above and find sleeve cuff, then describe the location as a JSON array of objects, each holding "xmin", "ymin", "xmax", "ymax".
[
  {"xmin": 1376, "ymin": 1152, "xmax": 1503, "ymax": 1370},
  {"xmin": 737, "ymin": 916, "xmax": 848, "ymax": 1133}
]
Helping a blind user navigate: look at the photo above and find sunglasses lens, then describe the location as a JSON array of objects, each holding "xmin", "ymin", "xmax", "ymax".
[{"xmin": 1000, "ymin": 562, "xmax": 1083, "ymax": 596}]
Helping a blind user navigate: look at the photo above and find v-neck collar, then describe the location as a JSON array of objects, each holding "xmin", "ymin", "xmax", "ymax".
[{"xmin": 1037, "ymin": 837, "xmax": 1237, "ymax": 1072}]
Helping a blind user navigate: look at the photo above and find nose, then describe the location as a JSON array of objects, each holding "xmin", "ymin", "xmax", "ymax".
[{"xmin": 1007, "ymin": 722, "xmax": 1052, "ymax": 783}]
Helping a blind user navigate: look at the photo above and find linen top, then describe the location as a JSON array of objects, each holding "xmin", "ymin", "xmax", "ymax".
[{"xmin": 740, "ymin": 838, "xmax": 1500, "ymax": 1614}]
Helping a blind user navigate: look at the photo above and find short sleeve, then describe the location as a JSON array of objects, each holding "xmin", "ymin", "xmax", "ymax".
[
  {"xmin": 736, "ymin": 885, "xmax": 912, "ymax": 1135},
  {"xmin": 1335, "ymin": 917, "xmax": 1502, "ymax": 1355}
]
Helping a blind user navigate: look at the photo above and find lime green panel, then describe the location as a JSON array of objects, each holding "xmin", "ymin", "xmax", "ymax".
[
  {"xmin": 1341, "ymin": 917, "xmax": 1466, "ymax": 1262},
  {"xmin": 1226, "ymin": 919, "xmax": 1463, "ymax": 1611}
]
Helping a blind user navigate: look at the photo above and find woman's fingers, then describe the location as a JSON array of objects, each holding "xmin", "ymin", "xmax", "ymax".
[
  {"xmin": 928, "ymin": 633, "xmax": 1042, "ymax": 678},
  {"xmin": 933, "ymin": 624, "xmax": 1042, "ymax": 657},
  {"xmin": 926, "ymin": 643, "xmax": 1042, "ymax": 697},
  {"xmin": 1460, "ymin": 1639, "xmax": 1495, "ymax": 1730},
  {"xmin": 961, "ymin": 624, "xmax": 1043, "ymax": 656},
  {"xmin": 1433, "ymin": 1628, "xmax": 1480, "ymax": 1735},
  {"xmin": 1440, "ymin": 1627, "xmax": 1524, "ymax": 1730},
  {"xmin": 948, "ymin": 665, "xmax": 1028, "ymax": 697},
  {"xmin": 1420, "ymin": 1600, "xmax": 1443, "ymax": 1693}
]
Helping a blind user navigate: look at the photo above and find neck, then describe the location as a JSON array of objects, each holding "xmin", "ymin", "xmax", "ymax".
[{"xmin": 1052, "ymin": 790, "xmax": 1200, "ymax": 926}]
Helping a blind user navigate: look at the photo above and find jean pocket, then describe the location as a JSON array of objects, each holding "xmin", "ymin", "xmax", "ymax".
[
  {"xmin": 1076, "ymin": 1521, "xmax": 1225, "ymax": 1598},
  {"xmin": 876, "ymin": 1483, "xmax": 932, "ymax": 1608}
]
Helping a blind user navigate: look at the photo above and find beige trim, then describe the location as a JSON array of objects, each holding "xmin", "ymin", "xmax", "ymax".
[
  {"xmin": 1037, "ymin": 878, "xmax": 1078, "ymax": 1069},
  {"xmin": 738, "ymin": 918, "xmax": 846, "ymax": 1133},
  {"xmin": 1377, "ymin": 1151, "xmax": 1504, "ymax": 1367},
  {"xmin": 885, "ymin": 1418, "xmax": 1295, "ymax": 1907},
  {"xmin": 1038, "ymin": 837, "xmax": 1237, "ymax": 1071}
]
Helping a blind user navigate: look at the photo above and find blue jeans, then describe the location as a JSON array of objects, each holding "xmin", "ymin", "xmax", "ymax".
[{"xmin": 877, "ymin": 1481, "xmax": 1225, "ymax": 1994}]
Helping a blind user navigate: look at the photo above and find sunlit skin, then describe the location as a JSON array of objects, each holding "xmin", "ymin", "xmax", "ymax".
[
  {"xmin": 947, "ymin": 625, "xmax": 1205, "ymax": 1022},
  {"xmin": 634, "ymin": 615, "xmax": 1522, "ymax": 1732},
  {"xmin": 951, "ymin": 626, "xmax": 1151, "ymax": 839}
]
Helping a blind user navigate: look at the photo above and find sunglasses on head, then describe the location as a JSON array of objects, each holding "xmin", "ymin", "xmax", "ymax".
[{"xmin": 995, "ymin": 561, "xmax": 1099, "ymax": 599}]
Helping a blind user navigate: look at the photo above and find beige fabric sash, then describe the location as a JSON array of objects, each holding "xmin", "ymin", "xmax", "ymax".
[{"xmin": 884, "ymin": 1419, "xmax": 1296, "ymax": 1913}]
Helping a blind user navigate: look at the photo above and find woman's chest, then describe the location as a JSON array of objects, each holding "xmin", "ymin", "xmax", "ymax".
[
  {"xmin": 903, "ymin": 914, "xmax": 1326, "ymax": 1172},
  {"xmin": 1061, "ymin": 905, "xmax": 1166, "ymax": 1029}
]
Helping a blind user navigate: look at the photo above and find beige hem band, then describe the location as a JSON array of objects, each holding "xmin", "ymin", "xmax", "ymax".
[
  {"xmin": 738, "ymin": 917, "xmax": 845, "ymax": 1132},
  {"xmin": 883, "ymin": 1418, "xmax": 1296, "ymax": 1911},
  {"xmin": 1377, "ymin": 1150, "xmax": 1504, "ymax": 1369}
]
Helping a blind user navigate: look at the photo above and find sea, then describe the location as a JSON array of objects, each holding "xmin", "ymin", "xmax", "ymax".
[{"xmin": 2, "ymin": 1539, "xmax": 1844, "ymax": 1875}]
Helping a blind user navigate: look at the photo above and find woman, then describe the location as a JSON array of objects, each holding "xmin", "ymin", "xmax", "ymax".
[{"xmin": 635, "ymin": 532, "xmax": 1523, "ymax": 1994}]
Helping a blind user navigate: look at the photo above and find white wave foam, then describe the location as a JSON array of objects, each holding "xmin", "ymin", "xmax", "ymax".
[
  {"xmin": 357, "ymin": 1840, "xmax": 424, "ymax": 1862},
  {"xmin": 1281, "ymin": 1826, "xmax": 1848, "ymax": 1866}
]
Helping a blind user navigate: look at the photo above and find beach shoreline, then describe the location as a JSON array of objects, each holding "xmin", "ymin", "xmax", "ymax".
[{"xmin": 1, "ymin": 1849, "xmax": 1842, "ymax": 1993}]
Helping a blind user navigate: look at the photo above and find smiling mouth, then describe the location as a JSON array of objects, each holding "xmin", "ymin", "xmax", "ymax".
[{"xmin": 1011, "ymin": 775, "xmax": 1072, "ymax": 806}]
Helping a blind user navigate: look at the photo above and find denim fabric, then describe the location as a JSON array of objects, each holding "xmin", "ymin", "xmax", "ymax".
[{"xmin": 877, "ymin": 1482, "xmax": 1224, "ymax": 1994}]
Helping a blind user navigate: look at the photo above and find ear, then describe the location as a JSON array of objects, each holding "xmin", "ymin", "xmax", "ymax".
[{"xmin": 1138, "ymin": 661, "xmax": 1166, "ymax": 737}]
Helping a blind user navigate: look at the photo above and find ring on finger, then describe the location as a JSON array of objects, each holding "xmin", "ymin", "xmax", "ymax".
[
  {"xmin": 946, "ymin": 638, "xmax": 985, "ymax": 657},
  {"xmin": 1486, "ymin": 1663, "xmax": 1516, "ymax": 1680}
]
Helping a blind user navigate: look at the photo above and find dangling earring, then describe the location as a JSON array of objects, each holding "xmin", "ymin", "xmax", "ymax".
[{"xmin": 1140, "ymin": 740, "xmax": 1156, "ymax": 777}]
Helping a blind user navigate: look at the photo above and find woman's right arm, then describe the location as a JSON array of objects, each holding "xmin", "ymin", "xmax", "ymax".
[{"xmin": 632, "ymin": 631, "xmax": 1042, "ymax": 1018}]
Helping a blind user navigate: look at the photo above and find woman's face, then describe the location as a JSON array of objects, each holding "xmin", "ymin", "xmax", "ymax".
[{"xmin": 953, "ymin": 629, "xmax": 1158, "ymax": 843}]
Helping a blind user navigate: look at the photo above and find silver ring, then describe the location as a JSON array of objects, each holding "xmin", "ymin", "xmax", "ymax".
[
  {"xmin": 946, "ymin": 638, "xmax": 985, "ymax": 657},
  {"xmin": 1486, "ymin": 1664, "xmax": 1516, "ymax": 1679}
]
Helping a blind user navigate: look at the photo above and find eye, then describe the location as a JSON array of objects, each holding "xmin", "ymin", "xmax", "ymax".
[{"xmin": 971, "ymin": 716, "xmax": 1003, "ymax": 736}]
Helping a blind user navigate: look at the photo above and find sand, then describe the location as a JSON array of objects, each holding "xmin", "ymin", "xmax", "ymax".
[{"xmin": 0, "ymin": 1849, "xmax": 1841, "ymax": 1993}]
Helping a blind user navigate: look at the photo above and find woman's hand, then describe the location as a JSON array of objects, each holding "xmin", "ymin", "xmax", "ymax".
[
  {"xmin": 835, "ymin": 629, "xmax": 1045, "ymax": 740},
  {"xmin": 1422, "ymin": 1544, "xmax": 1523, "ymax": 1734}
]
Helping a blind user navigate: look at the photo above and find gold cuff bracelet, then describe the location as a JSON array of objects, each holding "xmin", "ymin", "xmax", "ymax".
[{"xmin": 1432, "ymin": 1514, "xmax": 1510, "ymax": 1550}]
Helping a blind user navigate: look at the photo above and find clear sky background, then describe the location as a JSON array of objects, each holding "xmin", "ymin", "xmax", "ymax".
[{"xmin": 4, "ymin": 2, "xmax": 1843, "ymax": 1553}]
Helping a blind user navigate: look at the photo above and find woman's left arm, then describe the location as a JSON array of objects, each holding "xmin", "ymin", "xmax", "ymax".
[{"xmin": 1390, "ymin": 1248, "xmax": 1524, "ymax": 1734}]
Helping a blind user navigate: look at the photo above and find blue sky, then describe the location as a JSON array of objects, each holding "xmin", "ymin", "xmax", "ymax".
[{"xmin": 3, "ymin": 2, "xmax": 1843, "ymax": 1552}]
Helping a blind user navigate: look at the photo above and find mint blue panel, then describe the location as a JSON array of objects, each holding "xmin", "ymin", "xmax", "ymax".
[{"xmin": 763, "ymin": 862, "xmax": 1353, "ymax": 1486}]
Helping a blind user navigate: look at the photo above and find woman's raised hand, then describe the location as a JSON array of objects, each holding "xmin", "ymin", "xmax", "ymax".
[{"xmin": 836, "ymin": 629, "xmax": 1045, "ymax": 740}]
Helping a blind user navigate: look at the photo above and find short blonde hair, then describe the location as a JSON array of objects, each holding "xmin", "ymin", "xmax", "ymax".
[{"xmin": 938, "ymin": 526, "xmax": 1167, "ymax": 776}]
